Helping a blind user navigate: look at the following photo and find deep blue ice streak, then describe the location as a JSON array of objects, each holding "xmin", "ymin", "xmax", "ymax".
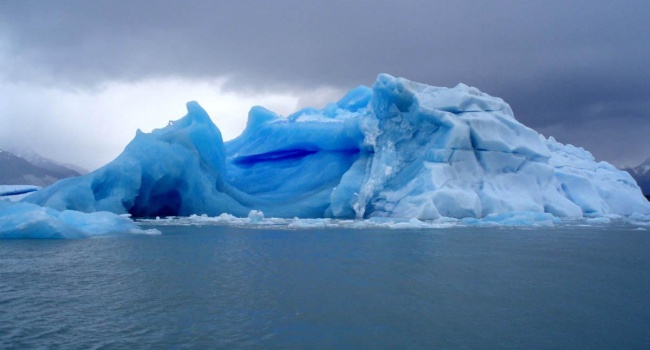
[{"xmin": 1, "ymin": 225, "xmax": 649, "ymax": 349}]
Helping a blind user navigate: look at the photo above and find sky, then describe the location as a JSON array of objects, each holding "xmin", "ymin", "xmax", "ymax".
[{"xmin": 0, "ymin": 0, "xmax": 649, "ymax": 170}]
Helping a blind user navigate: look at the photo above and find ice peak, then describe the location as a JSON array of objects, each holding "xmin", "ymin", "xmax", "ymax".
[{"xmin": 185, "ymin": 101, "xmax": 212, "ymax": 124}]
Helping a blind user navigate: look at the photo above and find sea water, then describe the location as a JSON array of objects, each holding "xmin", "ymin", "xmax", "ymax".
[{"xmin": 1, "ymin": 224, "xmax": 649, "ymax": 349}]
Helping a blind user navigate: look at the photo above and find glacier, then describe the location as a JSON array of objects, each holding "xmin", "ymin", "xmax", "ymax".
[{"xmin": 19, "ymin": 73, "xmax": 650, "ymax": 223}]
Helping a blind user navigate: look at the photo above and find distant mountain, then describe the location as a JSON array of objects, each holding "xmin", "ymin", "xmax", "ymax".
[
  {"xmin": 58, "ymin": 162, "xmax": 89, "ymax": 176},
  {"xmin": 624, "ymin": 157, "xmax": 650, "ymax": 200},
  {"xmin": 7, "ymin": 148, "xmax": 88, "ymax": 176},
  {"xmin": 0, "ymin": 149, "xmax": 83, "ymax": 186}
]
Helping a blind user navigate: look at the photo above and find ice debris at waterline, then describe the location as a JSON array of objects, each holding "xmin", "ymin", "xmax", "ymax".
[
  {"xmin": 0, "ymin": 201, "xmax": 158, "ymax": 239},
  {"xmin": 140, "ymin": 211, "xmax": 650, "ymax": 230},
  {"xmin": 142, "ymin": 211, "xmax": 562, "ymax": 229},
  {"xmin": 23, "ymin": 74, "xmax": 650, "ymax": 220}
]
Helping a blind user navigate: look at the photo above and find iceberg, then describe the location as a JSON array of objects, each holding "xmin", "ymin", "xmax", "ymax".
[{"xmin": 23, "ymin": 74, "xmax": 650, "ymax": 220}]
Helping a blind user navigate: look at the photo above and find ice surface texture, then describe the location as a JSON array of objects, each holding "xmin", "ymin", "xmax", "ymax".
[{"xmin": 24, "ymin": 74, "xmax": 650, "ymax": 219}]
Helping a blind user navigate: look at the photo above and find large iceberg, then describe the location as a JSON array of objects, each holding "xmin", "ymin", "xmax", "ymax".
[{"xmin": 23, "ymin": 74, "xmax": 650, "ymax": 219}]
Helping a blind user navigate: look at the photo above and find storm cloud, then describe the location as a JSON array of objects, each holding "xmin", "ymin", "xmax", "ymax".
[{"xmin": 1, "ymin": 0, "xmax": 649, "ymax": 168}]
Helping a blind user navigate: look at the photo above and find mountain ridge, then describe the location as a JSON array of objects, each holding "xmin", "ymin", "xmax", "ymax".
[
  {"xmin": 0, "ymin": 149, "xmax": 83, "ymax": 186},
  {"xmin": 624, "ymin": 157, "xmax": 650, "ymax": 200}
]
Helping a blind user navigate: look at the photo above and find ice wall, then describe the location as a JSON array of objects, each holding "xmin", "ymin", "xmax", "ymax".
[{"xmin": 23, "ymin": 74, "xmax": 650, "ymax": 219}]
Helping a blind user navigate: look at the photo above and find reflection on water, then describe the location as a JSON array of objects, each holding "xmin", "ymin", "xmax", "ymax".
[{"xmin": 1, "ymin": 225, "xmax": 649, "ymax": 349}]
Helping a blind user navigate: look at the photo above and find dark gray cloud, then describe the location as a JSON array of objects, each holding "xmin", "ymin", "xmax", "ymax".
[{"xmin": 1, "ymin": 0, "xmax": 649, "ymax": 166}]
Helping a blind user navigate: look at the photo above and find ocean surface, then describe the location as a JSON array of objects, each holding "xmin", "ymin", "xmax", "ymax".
[{"xmin": 1, "ymin": 223, "xmax": 649, "ymax": 349}]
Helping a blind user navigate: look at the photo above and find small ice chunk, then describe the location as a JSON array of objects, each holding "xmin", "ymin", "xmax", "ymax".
[{"xmin": 247, "ymin": 210, "xmax": 265, "ymax": 223}]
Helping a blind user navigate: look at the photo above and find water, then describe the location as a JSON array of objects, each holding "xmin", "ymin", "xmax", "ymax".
[{"xmin": 1, "ymin": 225, "xmax": 649, "ymax": 349}]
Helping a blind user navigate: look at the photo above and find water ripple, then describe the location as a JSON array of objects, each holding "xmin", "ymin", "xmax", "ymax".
[{"xmin": 1, "ymin": 226, "xmax": 649, "ymax": 349}]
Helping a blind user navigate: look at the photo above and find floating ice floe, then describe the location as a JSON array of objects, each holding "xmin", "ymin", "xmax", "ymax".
[
  {"xmin": 0, "ymin": 201, "xmax": 158, "ymax": 239},
  {"xmin": 627, "ymin": 212, "xmax": 650, "ymax": 226}
]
